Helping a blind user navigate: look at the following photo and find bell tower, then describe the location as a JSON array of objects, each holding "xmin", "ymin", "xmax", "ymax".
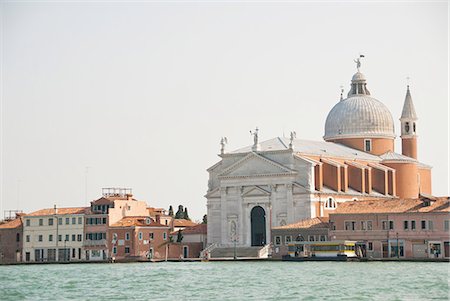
[{"xmin": 400, "ymin": 85, "xmax": 418, "ymax": 159}]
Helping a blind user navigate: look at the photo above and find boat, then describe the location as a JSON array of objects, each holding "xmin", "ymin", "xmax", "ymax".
[{"xmin": 282, "ymin": 240, "xmax": 360, "ymax": 261}]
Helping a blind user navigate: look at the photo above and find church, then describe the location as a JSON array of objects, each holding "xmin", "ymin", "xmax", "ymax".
[{"xmin": 205, "ymin": 60, "xmax": 432, "ymax": 248}]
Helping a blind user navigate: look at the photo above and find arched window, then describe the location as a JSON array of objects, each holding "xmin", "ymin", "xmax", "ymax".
[
  {"xmin": 279, "ymin": 220, "xmax": 286, "ymax": 226},
  {"xmin": 405, "ymin": 122, "xmax": 410, "ymax": 133},
  {"xmin": 413, "ymin": 122, "xmax": 416, "ymax": 133},
  {"xmin": 324, "ymin": 197, "xmax": 336, "ymax": 209}
]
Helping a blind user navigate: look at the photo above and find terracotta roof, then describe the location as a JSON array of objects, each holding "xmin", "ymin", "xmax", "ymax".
[
  {"xmin": 273, "ymin": 217, "xmax": 330, "ymax": 230},
  {"xmin": 110, "ymin": 216, "xmax": 168, "ymax": 228},
  {"xmin": 0, "ymin": 218, "xmax": 22, "ymax": 229},
  {"xmin": 173, "ymin": 219, "xmax": 197, "ymax": 227},
  {"xmin": 26, "ymin": 207, "xmax": 89, "ymax": 216},
  {"xmin": 333, "ymin": 197, "xmax": 449, "ymax": 214},
  {"xmin": 181, "ymin": 224, "xmax": 207, "ymax": 234}
]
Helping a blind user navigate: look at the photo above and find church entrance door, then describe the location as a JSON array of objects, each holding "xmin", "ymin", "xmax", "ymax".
[{"xmin": 251, "ymin": 206, "xmax": 266, "ymax": 246}]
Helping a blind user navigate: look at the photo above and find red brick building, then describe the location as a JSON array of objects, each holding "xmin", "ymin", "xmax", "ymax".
[
  {"xmin": 0, "ymin": 215, "xmax": 23, "ymax": 264},
  {"xmin": 108, "ymin": 216, "xmax": 170, "ymax": 261}
]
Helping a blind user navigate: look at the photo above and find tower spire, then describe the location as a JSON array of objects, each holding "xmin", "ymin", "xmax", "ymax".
[{"xmin": 400, "ymin": 84, "xmax": 418, "ymax": 159}]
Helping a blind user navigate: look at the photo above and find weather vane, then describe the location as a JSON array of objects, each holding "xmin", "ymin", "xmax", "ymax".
[{"xmin": 354, "ymin": 54, "xmax": 365, "ymax": 72}]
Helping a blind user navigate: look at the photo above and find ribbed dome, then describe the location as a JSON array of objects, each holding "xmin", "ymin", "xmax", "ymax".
[{"xmin": 324, "ymin": 72, "xmax": 395, "ymax": 140}]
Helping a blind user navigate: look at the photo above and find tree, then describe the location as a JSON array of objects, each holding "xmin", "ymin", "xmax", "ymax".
[
  {"xmin": 176, "ymin": 229, "xmax": 183, "ymax": 243},
  {"xmin": 175, "ymin": 205, "xmax": 184, "ymax": 219},
  {"xmin": 168, "ymin": 205, "xmax": 174, "ymax": 217},
  {"xmin": 202, "ymin": 214, "xmax": 207, "ymax": 224},
  {"xmin": 183, "ymin": 207, "xmax": 190, "ymax": 220}
]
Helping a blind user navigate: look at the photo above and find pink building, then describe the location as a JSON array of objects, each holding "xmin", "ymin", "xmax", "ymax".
[
  {"xmin": 108, "ymin": 216, "xmax": 170, "ymax": 261},
  {"xmin": 329, "ymin": 196, "xmax": 449, "ymax": 259},
  {"xmin": 0, "ymin": 214, "xmax": 23, "ymax": 264},
  {"xmin": 169, "ymin": 224, "xmax": 207, "ymax": 259}
]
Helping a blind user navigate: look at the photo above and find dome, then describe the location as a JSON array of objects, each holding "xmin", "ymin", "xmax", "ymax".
[
  {"xmin": 352, "ymin": 72, "xmax": 366, "ymax": 81},
  {"xmin": 324, "ymin": 72, "xmax": 395, "ymax": 140}
]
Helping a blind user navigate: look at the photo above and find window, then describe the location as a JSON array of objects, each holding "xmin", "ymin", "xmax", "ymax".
[
  {"xmin": 38, "ymin": 235, "xmax": 43, "ymax": 242},
  {"xmin": 428, "ymin": 221, "xmax": 433, "ymax": 230},
  {"xmin": 72, "ymin": 248, "xmax": 76, "ymax": 258},
  {"xmin": 58, "ymin": 235, "xmax": 62, "ymax": 242},
  {"xmin": 382, "ymin": 221, "xmax": 388, "ymax": 230},
  {"xmin": 48, "ymin": 218, "xmax": 54, "ymax": 226},
  {"xmin": 275, "ymin": 236, "xmax": 281, "ymax": 246},
  {"xmin": 444, "ymin": 220, "xmax": 450, "ymax": 231},
  {"xmin": 403, "ymin": 221, "xmax": 409, "ymax": 230},
  {"xmin": 138, "ymin": 232, "xmax": 143, "ymax": 240},
  {"xmin": 125, "ymin": 247, "xmax": 130, "ymax": 254},
  {"xmin": 72, "ymin": 217, "xmax": 76, "ymax": 224},
  {"xmin": 65, "ymin": 234, "xmax": 69, "ymax": 242},
  {"xmin": 26, "ymin": 235, "xmax": 30, "ymax": 242},
  {"xmin": 285, "ymin": 235, "xmax": 292, "ymax": 245},
  {"xmin": 320, "ymin": 235, "xmax": 327, "ymax": 241},
  {"xmin": 125, "ymin": 233, "xmax": 130, "ymax": 241},
  {"xmin": 405, "ymin": 122, "xmax": 410, "ymax": 133},
  {"xmin": 421, "ymin": 220, "xmax": 426, "ymax": 230},
  {"xmin": 324, "ymin": 197, "xmax": 336, "ymax": 209},
  {"xmin": 163, "ymin": 232, "xmax": 167, "ymax": 240},
  {"xmin": 364, "ymin": 139, "xmax": 372, "ymax": 152},
  {"xmin": 65, "ymin": 218, "xmax": 70, "ymax": 225},
  {"xmin": 113, "ymin": 247, "xmax": 117, "ymax": 254},
  {"xmin": 413, "ymin": 122, "xmax": 416, "ymax": 133},
  {"xmin": 77, "ymin": 234, "xmax": 82, "ymax": 242},
  {"xmin": 308, "ymin": 235, "xmax": 315, "ymax": 242},
  {"xmin": 361, "ymin": 221, "xmax": 366, "ymax": 230},
  {"xmin": 26, "ymin": 219, "xmax": 30, "ymax": 227},
  {"xmin": 389, "ymin": 221, "xmax": 394, "ymax": 230},
  {"xmin": 78, "ymin": 217, "xmax": 82, "ymax": 224},
  {"xmin": 345, "ymin": 221, "xmax": 356, "ymax": 231},
  {"xmin": 39, "ymin": 219, "xmax": 43, "ymax": 226},
  {"xmin": 411, "ymin": 220, "xmax": 416, "ymax": 230},
  {"xmin": 367, "ymin": 221, "xmax": 373, "ymax": 230},
  {"xmin": 16, "ymin": 233, "xmax": 20, "ymax": 242},
  {"xmin": 149, "ymin": 233, "xmax": 154, "ymax": 240},
  {"xmin": 72, "ymin": 234, "xmax": 76, "ymax": 241},
  {"xmin": 368, "ymin": 242, "xmax": 373, "ymax": 251},
  {"xmin": 58, "ymin": 218, "xmax": 62, "ymax": 225},
  {"xmin": 49, "ymin": 235, "xmax": 53, "ymax": 242}
]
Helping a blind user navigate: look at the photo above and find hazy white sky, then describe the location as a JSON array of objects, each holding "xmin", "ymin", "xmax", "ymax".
[{"xmin": 1, "ymin": 1, "xmax": 448, "ymax": 221}]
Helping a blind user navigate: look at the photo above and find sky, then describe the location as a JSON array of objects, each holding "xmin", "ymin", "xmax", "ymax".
[{"xmin": 0, "ymin": 1, "xmax": 448, "ymax": 221}]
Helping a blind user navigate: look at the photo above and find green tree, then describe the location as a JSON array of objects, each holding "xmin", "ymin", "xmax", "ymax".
[
  {"xmin": 183, "ymin": 207, "xmax": 190, "ymax": 220},
  {"xmin": 168, "ymin": 205, "xmax": 174, "ymax": 217},
  {"xmin": 176, "ymin": 229, "xmax": 183, "ymax": 243},
  {"xmin": 202, "ymin": 214, "xmax": 207, "ymax": 224},
  {"xmin": 175, "ymin": 205, "xmax": 184, "ymax": 219}
]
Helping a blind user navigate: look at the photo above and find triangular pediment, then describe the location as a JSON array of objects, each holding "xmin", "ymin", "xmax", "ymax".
[
  {"xmin": 205, "ymin": 187, "xmax": 220, "ymax": 198},
  {"xmin": 242, "ymin": 186, "xmax": 271, "ymax": 197},
  {"xmin": 219, "ymin": 152, "xmax": 295, "ymax": 178},
  {"xmin": 293, "ymin": 182, "xmax": 309, "ymax": 194}
]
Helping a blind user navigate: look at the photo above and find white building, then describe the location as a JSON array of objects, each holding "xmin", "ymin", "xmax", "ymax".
[{"xmin": 22, "ymin": 207, "xmax": 88, "ymax": 262}]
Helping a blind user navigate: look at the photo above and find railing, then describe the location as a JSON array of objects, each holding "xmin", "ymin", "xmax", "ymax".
[
  {"xmin": 259, "ymin": 243, "xmax": 272, "ymax": 258},
  {"xmin": 200, "ymin": 243, "xmax": 218, "ymax": 259},
  {"xmin": 83, "ymin": 239, "xmax": 107, "ymax": 247}
]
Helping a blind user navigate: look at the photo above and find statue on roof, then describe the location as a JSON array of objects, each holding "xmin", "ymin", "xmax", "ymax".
[
  {"xmin": 289, "ymin": 131, "xmax": 296, "ymax": 149},
  {"xmin": 220, "ymin": 137, "xmax": 228, "ymax": 155},
  {"xmin": 354, "ymin": 54, "xmax": 365, "ymax": 72},
  {"xmin": 250, "ymin": 127, "xmax": 259, "ymax": 146}
]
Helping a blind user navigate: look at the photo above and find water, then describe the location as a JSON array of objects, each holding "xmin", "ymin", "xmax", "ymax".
[{"xmin": 0, "ymin": 261, "xmax": 448, "ymax": 300}]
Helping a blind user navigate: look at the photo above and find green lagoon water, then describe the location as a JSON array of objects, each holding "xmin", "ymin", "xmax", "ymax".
[{"xmin": 0, "ymin": 261, "xmax": 449, "ymax": 300}]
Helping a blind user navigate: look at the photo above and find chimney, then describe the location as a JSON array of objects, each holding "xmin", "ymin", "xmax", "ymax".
[
  {"xmin": 156, "ymin": 214, "xmax": 161, "ymax": 224},
  {"xmin": 126, "ymin": 194, "xmax": 133, "ymax": 201},
  {"xmin": 54, "ymin": 204, "xmax": 57, "ymax": 214}
]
